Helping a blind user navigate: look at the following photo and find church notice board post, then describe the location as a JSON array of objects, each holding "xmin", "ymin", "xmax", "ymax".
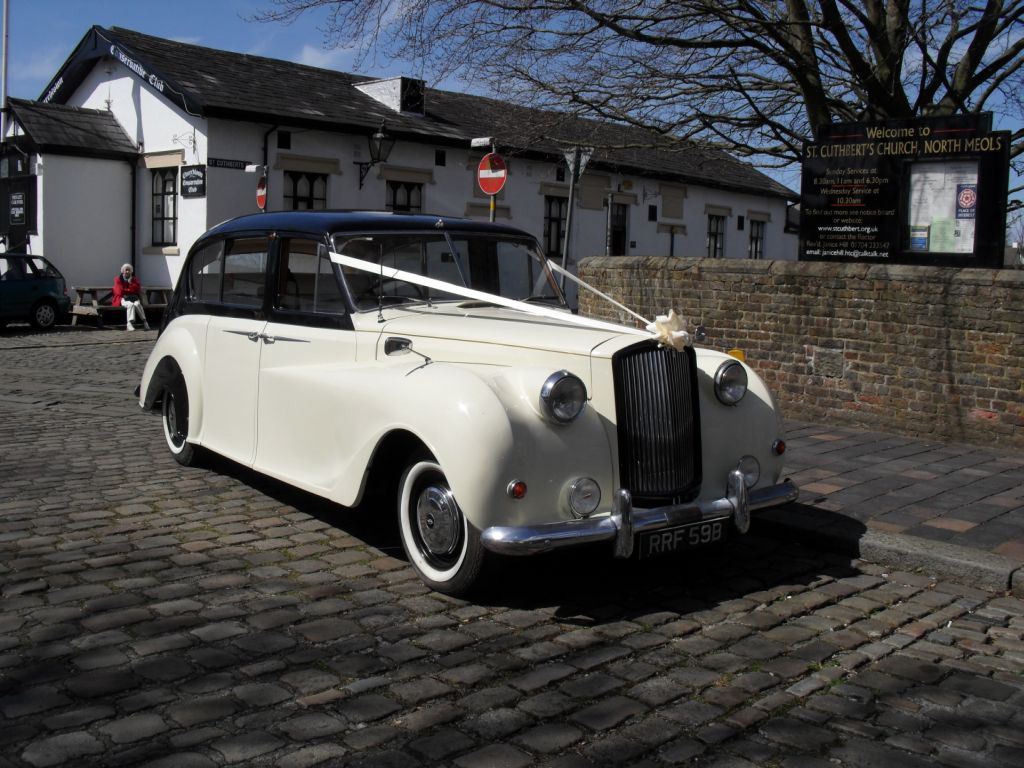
[{"xmin": 800, "ymin": 113, "xmax": 1010, "ymax": 267}]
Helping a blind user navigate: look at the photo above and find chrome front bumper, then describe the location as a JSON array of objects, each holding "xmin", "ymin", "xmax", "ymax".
[{"xmin": 480, "ymin": 470, "xmax": 799, "ymax": 558}]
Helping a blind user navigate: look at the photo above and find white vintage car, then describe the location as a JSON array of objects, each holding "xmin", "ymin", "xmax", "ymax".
[{"xmin": 139, "ymin": 211, "xmax": 797, "ymax": 595}]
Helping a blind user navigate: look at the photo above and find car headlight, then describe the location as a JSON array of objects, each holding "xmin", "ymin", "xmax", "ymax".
[
  {"xmin": 714, "ymin": 360, "xmax": 748, "ymax": 405},
  {"xmin": 568, "ymin": 478, "xmax": 601, "ymax": 517},
  {"xmin": 540, "ymin": 370, "xmax": 587, "ymax": 424}
]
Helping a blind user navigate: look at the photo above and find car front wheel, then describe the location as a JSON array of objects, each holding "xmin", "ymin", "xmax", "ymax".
[
  {"xmin": 30, "ymin": 300, "xmax": 58, "ymax": 330},
  {"xmin": 162, "ymin": 377, "xmax": 201, "ymax": 466},
  {"xmin": 398, "ymin": 456, "xmax": 485, "ymax": 596}
]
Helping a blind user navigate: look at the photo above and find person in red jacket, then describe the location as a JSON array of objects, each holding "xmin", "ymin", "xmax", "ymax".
[{"xmin": 112, "ymin": 263, "xmax": 150, "ymax": 331}]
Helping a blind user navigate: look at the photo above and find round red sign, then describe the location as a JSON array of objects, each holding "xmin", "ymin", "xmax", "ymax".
[
  {"xmin": 256, "ymin": 176, "xmax": 267, "ymax": 210},
  {"xmin": 477, "ymin": 153, "xmax": 507, "ymax": 196}
]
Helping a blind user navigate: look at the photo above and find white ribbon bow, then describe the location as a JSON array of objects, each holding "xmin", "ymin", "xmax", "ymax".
[{"xmin": 646, "ymin": 309, "xmax": 691, "ymax": 351}]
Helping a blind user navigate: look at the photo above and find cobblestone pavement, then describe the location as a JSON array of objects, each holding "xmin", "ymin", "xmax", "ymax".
[{"xmin": 1, "ymin": 327, "xmax": 1022, "ymax": 768}]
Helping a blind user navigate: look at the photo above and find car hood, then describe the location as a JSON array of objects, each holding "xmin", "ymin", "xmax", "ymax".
[{"xmin": 355, "ymin": 302, "xmax": 631, "ymax": 357}]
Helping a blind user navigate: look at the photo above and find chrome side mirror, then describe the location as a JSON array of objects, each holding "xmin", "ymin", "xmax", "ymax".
[{"xmin": 384, "ymin": 337, "xmax": 412, "ymax": 355}]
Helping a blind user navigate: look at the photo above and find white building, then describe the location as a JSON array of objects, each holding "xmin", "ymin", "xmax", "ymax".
[{"xmin": 1, "ymin": 25, "xmax": 797, "ymax": 293}]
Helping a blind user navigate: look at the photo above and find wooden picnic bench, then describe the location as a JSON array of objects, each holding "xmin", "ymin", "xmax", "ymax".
[{"xmin": 70, "ymin": 285, "xmax": 173, "ymax": 328}]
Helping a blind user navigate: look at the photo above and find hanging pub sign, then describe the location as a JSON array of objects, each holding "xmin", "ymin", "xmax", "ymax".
[
  {"xmin": 800, "ymin": 113, "xmax": 1010, "ymax": 267},
  {"xmin": 9, "ymin": 192, "xmax": 26, "ymax": 225},
  {"xmin": 181, "ymin": 165, "xmax": 206, "ymax": 198}
]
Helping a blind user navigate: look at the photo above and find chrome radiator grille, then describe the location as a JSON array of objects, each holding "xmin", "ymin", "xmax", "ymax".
[{"xmin": 613, "ymin": 342, "xmax": 701, "ymax": 504}]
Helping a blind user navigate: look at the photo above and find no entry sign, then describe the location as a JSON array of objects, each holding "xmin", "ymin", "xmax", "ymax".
[
  {"xmin": 256, "ymin": 176, "xmax": 267, "ymax": 211},
  {"xmin": 477, "ymin": 153, "xmax": 507, "ymax": 196}
]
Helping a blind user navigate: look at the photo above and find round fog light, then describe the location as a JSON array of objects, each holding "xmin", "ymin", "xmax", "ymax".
[
  {"xmin": 737, "ymin": 456, "xmax": 760, "ymax": 489},
  {"xmin": 568, "ymin": 478, "xmax": 601, "ymax": 518}
]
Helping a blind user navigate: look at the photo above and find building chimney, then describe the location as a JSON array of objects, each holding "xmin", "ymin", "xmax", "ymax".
[{"xmin": 355, "ymin": 77, "xmax": 425, "ymax": 116}]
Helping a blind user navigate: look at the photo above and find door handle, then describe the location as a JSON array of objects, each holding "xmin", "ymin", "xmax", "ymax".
[
  {"xmin": 259, "ymin": 334, "xmax": 275, "ymax": 344},
  {"xmin": 247, "ymin": 331, "xmax": 260, "ymax": 342}
]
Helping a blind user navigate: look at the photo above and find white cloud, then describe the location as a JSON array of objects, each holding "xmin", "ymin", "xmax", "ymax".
[{"xmin": 294, "ymin": 44, "xmax": 355, "ymax": 71}]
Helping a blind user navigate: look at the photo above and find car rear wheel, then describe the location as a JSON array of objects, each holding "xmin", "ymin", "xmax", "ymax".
[
  {"xmin": 162, "ymin": 377, "xmax": 201, "ymax": 466},
  {"xmin": 30, "ymin": 300, "xmax": 58, "ymax": 330},
  {"xmin": 398, "ymin": 455, "xmax": 485, "ymax": 596}
]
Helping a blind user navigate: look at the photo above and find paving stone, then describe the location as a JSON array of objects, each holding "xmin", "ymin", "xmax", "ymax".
[
  {"xmin": 759, "ymin": 716, "xmax": 837, "ymax": 750},
  {"xmin": 20, "ymin": 731, "xmax": 105, "ymax": 767},
  {"xmin": 941, "ymin": 673, "xmax": 1017, "ymax": 701},
  {"xmin": 0, "ymin": 686, "xmax": 70, "ymax": 718},
  {"xmin": 407, "ymin": 728, "xmax": 476, "ymax": 761},
  {"xmin": 464, "ymin": 707, "xmax": 534, "ymax": 738},
  {"xmin": 278, "ymin": 712, "xmax": 347, "ymax": 739},
  {"xmin": 570, "ymin": 695, "xmax": 646, "ymax": 730},
  {"xmin": 139, "ymin": 753, "xmax": 219, "ymax": 768},
  {"xmin": 337, "ymin": 694, "xmax": 403, "ymax": 724},
  {"xmin": 64, "ymin": 669, "xmax": 139, "ymax": 698},
  {"xmin": 99, "ymin": 713, "xmax": 169, "ymax": 744},
  {"xmin": 167, "ymin": 696, "xmax": 239, "ymax": 726},
  {"xmin": 453, "ymin": 743, "xmax": 532, "ymax": 768},
  {"xmin": 276, "ymin": 744, "xmax": 349, "ymax": 768},
  {"xmin": 514, "ymin": 722, "xmax": 585, "ymax": 753},
  {"xmin": 211, "ymin": 732, "xmax": 285, "ymax": 762}
]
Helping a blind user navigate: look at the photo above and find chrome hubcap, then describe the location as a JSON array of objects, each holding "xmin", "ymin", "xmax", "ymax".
[
  {"xmin": 415, "ymin": 485, "xmax": 460, "ymax": 557},
  {"xmin": 37, "ymin": 306, "xmax": 55, "ymax": 325},
  {"xmin": 164, "ymin": 395, "xmax": 183, "ymax": 448}
]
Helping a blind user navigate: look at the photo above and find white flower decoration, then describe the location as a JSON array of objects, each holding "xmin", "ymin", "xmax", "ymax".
[{"xmin": 646, "ymin": 309, "xmax": 691, "ymax": 351}]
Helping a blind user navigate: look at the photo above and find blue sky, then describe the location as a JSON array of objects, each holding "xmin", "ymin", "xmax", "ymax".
[
  {"xmin": 3, "ymin": 1, "xmax": 1019, "ymax": 207},
  {"xmin": 4, "ymin": 0, "xmax": 411, "ymax": 101}
]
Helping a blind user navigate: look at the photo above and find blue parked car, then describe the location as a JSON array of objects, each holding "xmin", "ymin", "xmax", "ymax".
[{"xmin": 0, "ymin": 254, "xmax": 72, "ymax": 330}]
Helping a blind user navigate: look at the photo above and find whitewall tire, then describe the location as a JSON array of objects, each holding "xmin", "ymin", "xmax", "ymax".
[
  {"xmin": 398, "ymin": 458, "xmax": 485, "ymax": 595},
  {"xmin": 162, "ymin": 378, "xmax": 200, "ymax": 467}
]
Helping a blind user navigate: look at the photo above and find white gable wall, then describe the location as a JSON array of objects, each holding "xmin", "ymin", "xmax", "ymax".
[
  {"xmin": 68, "ymin": 61, "xmax": 210, "ymax": 288},
  {"xmin": 37, "ymin": 154, "xmax": 132, "ymax": 288}
]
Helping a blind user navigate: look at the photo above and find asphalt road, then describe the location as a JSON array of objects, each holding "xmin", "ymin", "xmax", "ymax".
[{"xmin": 1, "ymin": 327, "xmax": 1022, "ymax": 767}]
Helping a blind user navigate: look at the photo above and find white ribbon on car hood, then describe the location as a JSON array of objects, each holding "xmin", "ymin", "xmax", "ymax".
[
  {"xmin": 329, "ymin": 250, "xmax": 691, "ymax": 349},
  {"xmin": 546, "ymin": 261, "xmax": 692, "ymax": 351}
]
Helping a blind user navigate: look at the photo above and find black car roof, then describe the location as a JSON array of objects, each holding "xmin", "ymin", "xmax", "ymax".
[{"xmin": 203, "ymin": 211, "xmax": 536, "ymax": 242}]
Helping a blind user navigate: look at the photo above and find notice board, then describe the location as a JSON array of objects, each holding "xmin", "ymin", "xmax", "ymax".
[{"xmin": 800, "ymin": 114, "xmax": 1009, "ymax": 267}]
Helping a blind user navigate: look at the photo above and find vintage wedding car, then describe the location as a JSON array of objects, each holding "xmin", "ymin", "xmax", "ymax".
[{"xmin": 139, "ymin": 211, "xmax": 797, "ymax": 594}]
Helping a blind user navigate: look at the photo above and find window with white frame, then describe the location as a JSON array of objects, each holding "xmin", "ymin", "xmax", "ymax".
[
  {"xmin": 151, "ymin": 167, "xmax": 177, "ymax": 246},
  {"xmin": 283, "ymin": 171, "xmax": 327, "ymax": 210},
  {"xmin": 544, "ymin": 196, "xmax": 567, "ymax": 259},
  {"xmin": 386, "ymin": 180, "xmax": 423, "ymax": 213},
  {"xmin": 707, "ymin": 214, "xmax": 725, "ymax": 258},
  {"xmin": 749, "ymin": 219, "xmax": 766, "ymax": 259}
]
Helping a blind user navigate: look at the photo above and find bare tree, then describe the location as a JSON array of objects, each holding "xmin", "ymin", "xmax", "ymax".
[{"xmin": 256, "ymin": 0, "xmax": 1024, "ymax": 206}]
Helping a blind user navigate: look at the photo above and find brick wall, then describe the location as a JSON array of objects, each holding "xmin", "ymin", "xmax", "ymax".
[{"xmin": 578, "ymin": 257, "xmax": 1024, "ymax": 448}]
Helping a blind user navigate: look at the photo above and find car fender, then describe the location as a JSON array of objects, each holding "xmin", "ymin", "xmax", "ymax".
[
  {"xmin": 326, "ymin": 361, "xmax": 614, "ymax": 531},
  {"xmin": 693, "ymin": 349, "xmax": 785, "ymax": 499},
  {"xmin": 139, "ymin": 316, "xmax": 209, "ymax": 444}
]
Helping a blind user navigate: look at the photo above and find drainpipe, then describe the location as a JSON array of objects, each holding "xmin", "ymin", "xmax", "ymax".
[
  {"xmin": 129, "ymin": 159, "xmax": 137, "ymax": 271},
  {"xmin": 262, "ymin": 125, "xmax": 277, "ymax": 211}
]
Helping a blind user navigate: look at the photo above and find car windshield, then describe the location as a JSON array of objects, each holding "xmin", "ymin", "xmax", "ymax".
[{"xmin": 331, "ymin": 232, "xmax": 564, "ymax": 311}]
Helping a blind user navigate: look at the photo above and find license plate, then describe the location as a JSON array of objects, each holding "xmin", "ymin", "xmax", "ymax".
[{"xmin": 637, "ymin": 519, "xmax": 727, "ymax": 559}]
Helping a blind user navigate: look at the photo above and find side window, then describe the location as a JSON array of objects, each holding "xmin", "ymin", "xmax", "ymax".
[
  {"xmin": 276, "ymin": 239, "xmax": 346, "ymax": 314},
  {"xmin": 0, "ymin": 257, "xmax": 27, "ymax": 280},
  {"xmin": 222, "ymin": 237, "xmax": 269, "ymax": 307},
  {"xmin": 188, "ymin": 241, "xmax": 224, "ymax": 302},
  {"xmin": 29, "ymin": 258, "xmax": 59, "ymax": 278}
]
